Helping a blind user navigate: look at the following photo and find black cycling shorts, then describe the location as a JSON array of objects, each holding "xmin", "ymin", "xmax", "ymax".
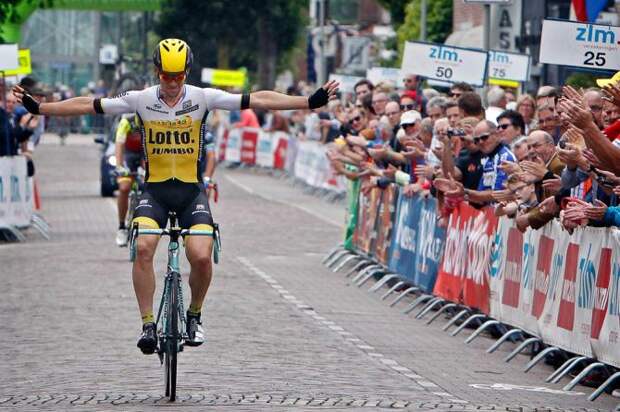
[
  {"xmin": 124, "ymin": 150, "xmax": 142, "ymax": 173},
  {"xmin": 132, "ymin": 180, "xmax": 213, "ymax": 229}
]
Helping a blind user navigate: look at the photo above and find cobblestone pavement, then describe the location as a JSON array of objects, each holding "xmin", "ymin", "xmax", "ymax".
[{"xmin": 0, "ymin": 134, "xmax": 617, "ymax": 411}]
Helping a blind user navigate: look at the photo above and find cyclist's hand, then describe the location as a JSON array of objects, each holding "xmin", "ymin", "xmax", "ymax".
[{"xmin": 115, "ymin": 166, "xmax": 130, "ymax": 177}]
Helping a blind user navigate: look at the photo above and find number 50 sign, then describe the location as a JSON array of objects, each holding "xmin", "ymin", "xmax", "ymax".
[
  {"xmin": 401, "ymin": 41, "xmax": 489, "ymax": 87},
  {"xmin": 540, "ymin": 19, "xmax": 620, "ymax": 71}
]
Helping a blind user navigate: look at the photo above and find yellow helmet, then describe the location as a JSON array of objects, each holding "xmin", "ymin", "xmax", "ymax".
[{"xmin": 153, "ymin": 38, "xmax": 193, "ymax": 74}]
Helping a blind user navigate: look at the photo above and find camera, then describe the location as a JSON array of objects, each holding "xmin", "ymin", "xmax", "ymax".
[
  {"xmin": 558, "ymin": 140, "xmax": 566, "ymax": 149},
  {"xmin": 447, "ymin": 128, "xmax": 465, "ymax": 138}
]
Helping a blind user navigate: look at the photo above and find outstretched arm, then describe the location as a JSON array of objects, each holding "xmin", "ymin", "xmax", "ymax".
[
  {"xmin": 249, "ymin": 81, "xmax": 339, "ymax": 111},
  {"xmin": 12, "ymin": 85, "xmax": 96, "ymax": 116}
]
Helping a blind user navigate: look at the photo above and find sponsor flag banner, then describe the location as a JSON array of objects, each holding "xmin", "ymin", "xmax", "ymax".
[{"xmin": 374, "ymin": 185, "xmax": 397, "ymax": 265}]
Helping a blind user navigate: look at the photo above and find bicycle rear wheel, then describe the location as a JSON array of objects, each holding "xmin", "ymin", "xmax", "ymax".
[{"xmin": 164, "ymin": 273, "xmax": 179, "ymax": 401}]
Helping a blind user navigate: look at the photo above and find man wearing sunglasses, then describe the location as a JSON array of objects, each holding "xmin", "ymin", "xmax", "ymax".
[
  {"xmin": 12, "ymin": 38, "xmax": 338, "ymax": 355},
  {"xmin": 459, "ymin": 120, "xmax": 515, "ymax": 205}
]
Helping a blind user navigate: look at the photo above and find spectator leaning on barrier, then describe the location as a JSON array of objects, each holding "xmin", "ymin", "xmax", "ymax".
[
  {"xmin": 441, "ymin": 116, "xmax": 483, "ymax": 192},
  {"xmin": 496, "ymin": 109, "xmax": 525, "ymax": 145},
  {"xmin": 514, "ymin": 130, "xmax": 565, "ymax": 231},
  {"xmin": 485, "ymin": 86, "xmax": 507, "ymax": 125},
  {"xmin": 450, "ymin": 120, "xmax": 516, "ymax": 206}
]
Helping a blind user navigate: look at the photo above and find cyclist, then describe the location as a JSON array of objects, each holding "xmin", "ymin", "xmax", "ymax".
[
  {"xmin": 13, "ymin": 38, "xmax": 338, "ymax": 355},
  {"xmin": 115, "ymin": 113, "xmax": 145, "ymax": 246}
]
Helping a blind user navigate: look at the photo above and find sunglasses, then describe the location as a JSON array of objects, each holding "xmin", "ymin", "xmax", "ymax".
[
  {"xmin": 159, "ymin": 72, "xmax": 186, "ymax": 82},
  {"xmin": 403, "ymin": 123, "xmax": 416, "ymax": 128},
  {"xmin": 351, "ymin": 116, "xmax": 362, "ymax": 123},
  {"xmin": 449, "ymin": 92, "xmax": 462, "ymax": 98},
  {"xmin": 498, "ymin": 123, "xmax": 512, "ymax": 130},
  {"xmin": 400, "ymin": 103, "xmax": 416, "ymax": 110},
  {"xmin": 473, "ymin": 133, "xmax": 491, "ymax": 144}
]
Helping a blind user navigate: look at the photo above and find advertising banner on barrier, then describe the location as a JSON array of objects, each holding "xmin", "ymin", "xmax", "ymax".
[
  {"xmin": 225, "ymin": 128, "xmax": 241, "ymax": 162},
  {"xmin": 414, "ymin": 196, "xmax": 447, "ymax": 293},
  {"xmin": 216, "ymin": 125, "xmax": 228, "ymax": 162},
  {"xmin": 434, "ymin": 202, "xmax": 497, "ymax": 313},
  {"xmin": 0, "ymin": 156, "xmax": 32, "ymax": 228},
  {"xmin": 387, "ymin": 193, "xmax": 445, "ymax": 292},
  {"xmin": 591, "ymin": 229, "xmax": 620, "ymax": 368},
  {"xmin": 294, "ymin": 141, "xmax": 346, "ymax": 194},
  {"xmin": 272, "ymin": 132, "xmax": 288, "ymax": 170},
  {"xmin": 537, "ymin": 224, "xmax": 599, "ymax": 357},
  {"xmin": 256, "ymin": 131, "xmax": 274, "ymax": 168},
  {"xmin": 353, "ymin": 186, "xmax": 381, "ymax": 255},
  {"xmin": 490, "ymin": 217, "xmax": 547, "ymax": 336},
  {"xmin": 240, "ymin": 128, "xmax": 260, "ymax": 166},
  {"xmin": 388, "ymin": 191, "xmax": 421, "ymax": 280},
  {"xmin": 374, "ymin": 186, "xmax": 397, "ymax": 265}
]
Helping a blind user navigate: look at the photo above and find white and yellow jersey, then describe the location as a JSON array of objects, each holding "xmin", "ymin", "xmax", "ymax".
[{"xmin": 99, "ymin": 85, "xmax": 241, "ymax": 183}]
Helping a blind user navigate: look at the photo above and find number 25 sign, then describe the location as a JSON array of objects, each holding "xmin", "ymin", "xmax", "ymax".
[
  {"xmin": 401, "ymin": 41, "xmax": 488, "ymax": 87},
  {"xmin": 539, "ymin": 19, "xmax": 620, "ymax": 71}
]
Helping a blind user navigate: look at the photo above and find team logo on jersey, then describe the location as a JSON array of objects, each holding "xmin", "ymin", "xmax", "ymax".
[
  {"xmin": 196, "ymin": 204, "xmax": 205, "ymax": 210},
  {"xmin": 183, "ymin": 100, "xmax": 192, "ymax": 109},
  {"xmin": 175, "ymin": 104, "xmax": 199, "ymax": 116},
  {"xmin": 153, "ymin": 102, "xmax": 163, "ymax": 109}
]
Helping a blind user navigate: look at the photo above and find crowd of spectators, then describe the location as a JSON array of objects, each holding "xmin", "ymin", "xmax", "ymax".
[{"xmin": 309, "ymin": 72, "xmax": 620, "ymax": 234}]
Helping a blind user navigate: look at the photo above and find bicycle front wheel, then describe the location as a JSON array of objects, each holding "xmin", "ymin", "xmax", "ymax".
[{"xmin": 164, "ymin": 273, "xmax": 179, "ymax": 401}]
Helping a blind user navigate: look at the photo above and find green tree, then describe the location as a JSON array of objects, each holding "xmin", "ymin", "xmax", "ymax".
[
  {"xmin": 156, "ymin": 0, "xmax": 305, "ymax": 89},
  {"xmin": 396, "ymin": 0, "xmax": 453, "ymax": 61},
  {"xmin": 0, "ymin": 0, "xmax": 30, "ymax": 43}
]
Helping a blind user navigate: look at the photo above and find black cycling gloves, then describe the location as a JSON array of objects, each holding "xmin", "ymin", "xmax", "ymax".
[
  {"xmin": 308, "ymin": 87, "xmax": 329, "ymax": 109},
  {"xmin": 22, "ymin": 93, "xmax": 40, "ymax": 115}
]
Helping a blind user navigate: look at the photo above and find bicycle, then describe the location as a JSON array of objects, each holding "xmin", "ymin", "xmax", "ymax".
[{"xmin": 129, "ymin": 213, "xmax": 221, "ymax": 401}]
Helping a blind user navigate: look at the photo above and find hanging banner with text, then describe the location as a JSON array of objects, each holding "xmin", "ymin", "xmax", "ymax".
[
  {"xmin": 539, "ymin": 19, "xmax": 620, "ymax": 71},
  {"xmin": 401, "ymin": 41, "xmax": 489, "ymax": 87}
]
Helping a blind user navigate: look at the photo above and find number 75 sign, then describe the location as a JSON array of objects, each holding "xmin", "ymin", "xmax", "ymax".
[
  {"xmin": 539, "ymin": 19, "xmax": 620, "ymax": 71},
  {"xmin": 401, "ymin": 41, "xmax": 531, "ymax": 86}
]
